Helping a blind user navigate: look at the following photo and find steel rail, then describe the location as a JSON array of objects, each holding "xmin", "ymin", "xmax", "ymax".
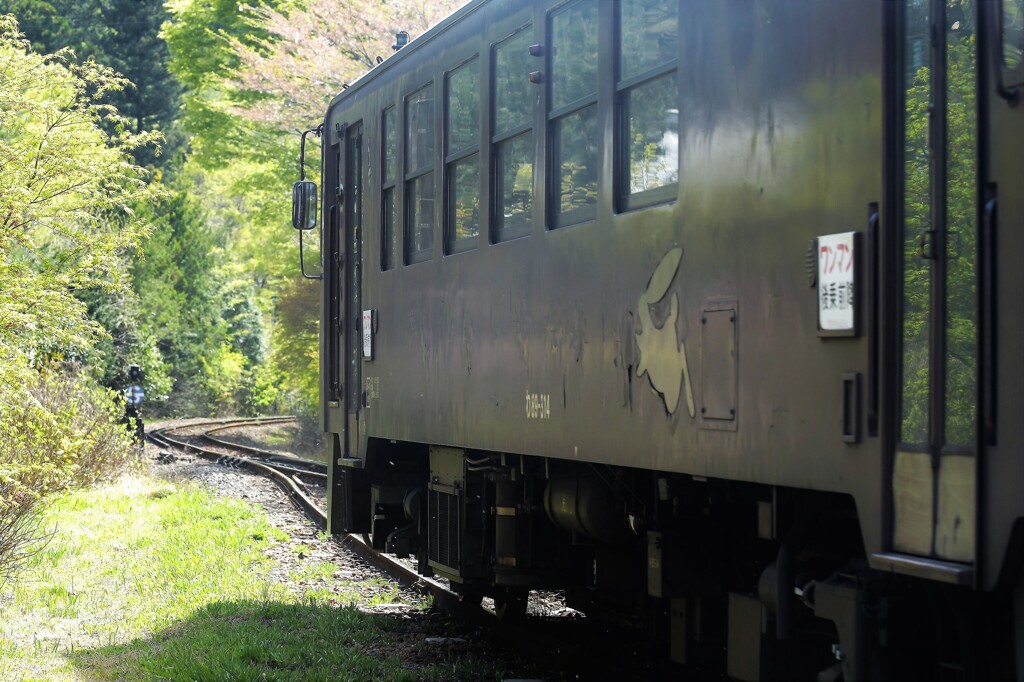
[
  {"xmin": 148, "ymin": 419, "xmax": 666, "ymax": 680},
  {"xmin": 147, "ymin": 420, "xmax": 468, "ymax": 614}
]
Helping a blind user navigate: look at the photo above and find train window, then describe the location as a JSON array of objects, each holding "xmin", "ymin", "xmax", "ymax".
[
  {"xmin": 382, "ymin": 105, "xmax": 397, "ymax": 271},
  {"xmin": 445, "ymin": 57, "xmax": 480, "ymax": 254},
  {"xmin": 899, "ymin": 0, "xmax": 931, "ymax": 446},
  {"xmin": 944, "ymin": 0, "xmax": 978, "ymax": 447},
  {"xmin": 549, "ymin": 0, "xmax": 598, "ymax": 228},
  {"xmin": 447, "ymin": 58, "xmax": 479, "ymax": 152},
  {"xmin": 405, "ymin": 85, "xmax": 435, "ymax": 264},
  {"xmin": 1005, "ymin": 0, "xmax": 1023, "ymax": 69},
  {"xmin": 617, "ymin": 0, "xmax": 679, "ymax": 211},
  {"xmin": 492, "ymin": 27, "xmax": 534, "ymax": 242},
  {"xmin": 620, "ymin": 0, "xmax": 678, "ymax": 80}
]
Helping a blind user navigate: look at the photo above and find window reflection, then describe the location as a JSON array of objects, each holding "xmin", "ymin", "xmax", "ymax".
[
  {"xmin": 448, "ymin": 155, "xmax": 479, "ymax": 252},
  {"xmin": 626, "ymin": 75, "xmax": 678, "ymax": 194},
  {"xmin": 550, "ymin": 0, "xmax": 597, "ymax": 228},
  {"xmin": 447, "ymin": 59, "xmax": 478, "ymax": 154},
  {"xmin": 1005, "ymin": 0, "xmax": 1023, "ymax": 69},
  {"xmin": 620, "ymin": 0, "xmax": 678, "ymax": 81},
  {"xmin": 554, "ymin": 105, "xmax": 597, "ymax": 221},
  {"xmin": 382, "ymin": 186, "xmax": 395, "ymax": 270},
  {"xmin": 899, "ymin": 0, "xmax": 931, "ymax": 445},
  {"xmin": 493, "ymin": 27, "xmax": 534, "ymax": 242},
  {"xmin": 383, "ymin": 106, "xmax": 396, "ymax": 185},
  {"xmin": 551, "ymin": 0, "xmax": 597, "ymax": 109},
  {"xmin": 494, "ymin": 29, "xmax": 532, "ymax": 133},
  {"xmin": 406, "ymin": 86, "xmax": 434, "ymax": 174},
  {"xmin": 408, "ymin": 172, "xmax": 434, "ymax": 261},
  {"xmin": 496, "ymin": 132, "xmax": 532, "ymax": 241},
  {"xmin": 944, "ymin": 0, "xmax": 977, "ymax": 447},
  {"xmin": 617, "ymin": 0, "xmax": 678, "ymax": 210},
  {"xmin": 446, "ymin": 58, "xmax": 480, "ymax": 254},
  {"xmin": 406, "ymin": 85, "xmax": 435, "ymax": 263},
  {"xmin": 382, "ymin": 106, "xmax": 397, "ymax": 270}
]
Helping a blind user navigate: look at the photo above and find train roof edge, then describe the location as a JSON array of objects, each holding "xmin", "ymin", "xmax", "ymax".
[{"xmin": 325, "ymin": 0, "xmax": 488, "ymax": 113}]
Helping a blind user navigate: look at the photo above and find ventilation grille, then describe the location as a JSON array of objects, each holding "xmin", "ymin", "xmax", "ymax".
[{"xmin": 428, "ymin": 488, "xmax": 461, "ymax": 572}]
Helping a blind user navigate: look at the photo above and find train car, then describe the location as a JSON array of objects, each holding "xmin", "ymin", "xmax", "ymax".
[{"xmin": 290, "ymin": 0, "xmax": 1024, "ymax": 678}]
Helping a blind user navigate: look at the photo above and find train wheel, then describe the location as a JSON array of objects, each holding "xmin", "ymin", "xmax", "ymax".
[
  {"xmin": 493, "ymin": 588, "xmax": 528, "ymax": 621},
  {"xmin": 454, "ymin": 585, "xmax": 484, "ymax": 607}
]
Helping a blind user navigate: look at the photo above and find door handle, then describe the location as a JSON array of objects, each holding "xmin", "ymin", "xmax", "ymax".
[
  {"xmin": 917, "ymin": 229, "xmax": 936, "ymax": 260},
  {"xmin": 981, "ymin": 187, "xmax": 997, "ymax": 445},
  {"xmin": 867, "ymin": 205, "xmax": 879, "ymax": 437}
]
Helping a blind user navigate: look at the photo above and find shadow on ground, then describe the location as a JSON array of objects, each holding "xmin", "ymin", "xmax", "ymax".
[{"xmin": 65, "ymin": 598, "xmax": 538, "ymax": 681}]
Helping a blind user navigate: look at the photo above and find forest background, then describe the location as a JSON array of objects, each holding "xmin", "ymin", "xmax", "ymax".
[
  {"xmin": 0, "ymin": 0, "xmax": 460, "ymax": 580},
  {"xmin": 0, "ymin": 0, "xmax": 460, "ymax": 413}
]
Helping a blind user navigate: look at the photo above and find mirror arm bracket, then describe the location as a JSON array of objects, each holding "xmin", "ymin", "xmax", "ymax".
[
  {"xmin": 299, "ymin": 124, "xmax": 325, "ymax": 180},
  {"xmin": 297, "ymin": 123, "xmax": 324, "ymax": 279}
]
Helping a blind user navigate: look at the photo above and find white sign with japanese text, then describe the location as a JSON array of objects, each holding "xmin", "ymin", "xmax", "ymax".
[
  {"xmin": 818, "ymin": 232, "xmax": 855, "ymax": 332},
  {"xmin": 362, "ymin": 310, "xmax": 374, "ymax": 359}
]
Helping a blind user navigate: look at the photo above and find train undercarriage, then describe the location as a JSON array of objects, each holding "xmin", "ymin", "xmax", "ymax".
[{"xmin": 330, "ymin": 436, "xmax": 1018, "ymax": 680}]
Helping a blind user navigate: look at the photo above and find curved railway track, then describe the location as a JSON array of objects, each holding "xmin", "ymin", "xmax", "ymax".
[
  {"xmin": 148, "ymin": 418, "xmax": 476, "ymax": 616},
  {"xmin": 148, "ymin": 418, "xmax": 691, "ymax": 681}
]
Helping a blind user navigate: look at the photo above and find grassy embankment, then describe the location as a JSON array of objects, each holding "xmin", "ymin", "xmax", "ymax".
[{"xmin": 0, "ymin": 473, "xmax": 507, "ymax": 681}]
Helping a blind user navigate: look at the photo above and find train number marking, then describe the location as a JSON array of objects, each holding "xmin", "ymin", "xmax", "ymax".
[
  {"xmin": 526, "ymin": 392, "xmax": 551, "ymax": 420},
  {"xmin": 365, "ymin": 376, "xmax": 379, "ymax": 400}
]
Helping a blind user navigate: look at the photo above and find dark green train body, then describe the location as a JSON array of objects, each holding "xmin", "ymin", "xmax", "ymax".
[{"xmin": 291, "ymin": 0, "xmax": 1024, "ymax": 677}]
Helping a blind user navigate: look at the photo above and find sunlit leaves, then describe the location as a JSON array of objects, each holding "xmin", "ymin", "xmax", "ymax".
[{"xmin": 0, "ymin": 14, "xmax": 159, "ymax": 356}]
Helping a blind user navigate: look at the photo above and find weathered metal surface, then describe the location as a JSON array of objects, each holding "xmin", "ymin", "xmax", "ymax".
[{"xmin": 311, "ymin": 0, "xmax": 1024, "ymax": 594}]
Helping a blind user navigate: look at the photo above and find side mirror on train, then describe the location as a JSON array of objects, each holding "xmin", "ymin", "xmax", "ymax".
[{"xmin": 292, "ymin": 180, "xmax": 318, "ymax": 230}]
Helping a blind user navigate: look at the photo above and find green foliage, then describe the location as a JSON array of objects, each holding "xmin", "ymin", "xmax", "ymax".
[
  {"xmin": 0, "ymin": 17, "xmax": 162, "ymax": 582},
  {"xmin": 245, "ymin": 361, "xmax": 286, "ymax": 415},
  {"xmin": 0, "ymin": 0, "xmax": 68, "ymax": 52},
  {"xmin": 76, "ymin": 283, "xmax": 174, "ymax": 399},
  {"xmin": 1, "ymin": 472, "xmax": 521, "ymax": 681},
  {"xmin": 899, "ymin": 14, "xmax": 979, "ymax": 445},
  {"xmin": 268, "ymin": 276, "xmax": 320, "ymax": 416},
  {"xmin": 0, "ymin": 14, "xmax": 159, "ymax": 358},
  {"xmin": 129, "ymin": 179, "xmax": 231, "ymax": 415},
  {"xmin": 0, "ymin": 0, "xmax": 185, "ymax": 167},
  {"xmin": 0, "ymin": 362, "xmax": 138, "ymax": 586},
  {"xmin": 162, "ymin": 0, "xmax": 287, "ymax": 170}
]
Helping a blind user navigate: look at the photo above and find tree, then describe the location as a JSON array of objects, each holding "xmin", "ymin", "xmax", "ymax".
[
  {"xmin": 0, "ymin": 0, "xmax": 185, "ymax": 168},
  {"xmin": 0, "ymin": 0, "xmax": 69, "ymax": 52},
  {"xmin": 159, "ymin": 0, "xmax": 464, "ymax": 416},
  {"xmin": 88, "ymin": 0, "xmax": 184, "ymax": 167},
  {"xmin": 0, "ymin": 14, "xmax": 153, "ymax": 585},
  {"xmin": 0, "ymin": 14, "xmax": 159, "ymax": 357},
  {"xmin": 227, "ymin": 0, "xmax": 465, "ymax": 130}
]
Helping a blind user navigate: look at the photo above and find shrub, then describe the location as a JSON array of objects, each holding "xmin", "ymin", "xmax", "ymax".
[{"xmin": 0, "ymin": 360, "xmax": 138, "ymax": 586}]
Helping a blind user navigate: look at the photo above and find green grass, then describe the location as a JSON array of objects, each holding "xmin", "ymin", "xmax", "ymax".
[{"xmin": 0, "ymin": 474, "xmax": 516, "ymax": 681}]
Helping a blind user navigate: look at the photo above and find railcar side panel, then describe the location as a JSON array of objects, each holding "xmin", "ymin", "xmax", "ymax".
[{"xmin": 299, "ymin": 0, "xmax": 1024, "ymax": 676}]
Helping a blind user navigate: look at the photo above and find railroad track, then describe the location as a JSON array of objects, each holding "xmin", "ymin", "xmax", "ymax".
[
  {"xmin": 147, "ymin": 418, "xmax": 473, "ymax": 616},
  {"xmin": 148, "ymin": 418, "xmax": 686, "ymax": 681}
]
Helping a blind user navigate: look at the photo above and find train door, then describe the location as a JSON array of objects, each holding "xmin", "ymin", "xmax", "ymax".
[
  {"xmin": 343, "ymin": 122, "xmax": 364, "ymax": 456},
  {"xmin": 889, "ymin": 0, "xmax": 980, "ymax": 565}
]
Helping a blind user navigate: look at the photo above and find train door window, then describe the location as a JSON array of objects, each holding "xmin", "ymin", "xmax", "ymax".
[
  {"xmin": 942, "ymin": 2, "xmax": 978, "ymax": 448},
  {"xmin": 892, "ymin": 0, "xmax": 979, "ymax": 562},
  {"xmin": 492, "ymin": 26, "xmax": 533, "ymax": 243},
  {"xmin": 617, "ymin": 0, "xmax": 679, "ymax": 212},
  {"xmin": 1004, "ymin": 0, "xmax": 1023, "ymax": 69},
  {"xmin": 549, "ymin": 0, "xmax": 598, "ymax": 229},
  {"xmin": 345, "ymin": 122, "xmax": 364, "ymax": 417},
  {"xmin": 405, "ymin": 85, "xmax": 435, "ymax": 264},
  {"xmin": 898, "ymin": 0, "xmax": 932, "ymax": 451},
  {"xmin": 382, "ymin": 105, "xmax": 397, "ymax": 270},
  {"xmin": 445, "ymin": 57, "xmax": 480, "ymax": 255}
]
